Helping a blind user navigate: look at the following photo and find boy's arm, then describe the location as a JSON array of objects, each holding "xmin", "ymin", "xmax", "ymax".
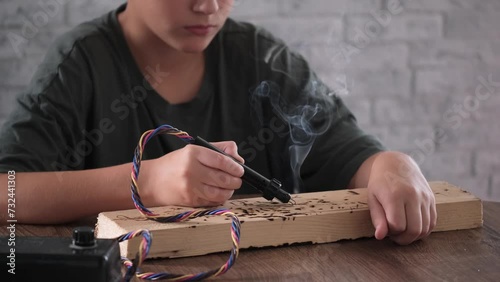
[
  {"xmin": 349, "ymin": 151, "xmax": 437, "ymax": 245},
  {"xmin": 0, "ymin": 142, "xmax": 244, "ymax": 225},
  {"xmin": 0, "ymin": 163, "xmax": 143, "ymax": 224}
]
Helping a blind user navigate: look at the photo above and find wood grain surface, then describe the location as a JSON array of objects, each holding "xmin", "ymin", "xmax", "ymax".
[{"xmin": 96, "ymin": 181, "xmax": 483, "ymax": 259}]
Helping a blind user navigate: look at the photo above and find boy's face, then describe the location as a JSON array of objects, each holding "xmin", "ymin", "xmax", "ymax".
[{"xmin": 129, "ymin": 0, "xmax": 234, "ymax": 53}]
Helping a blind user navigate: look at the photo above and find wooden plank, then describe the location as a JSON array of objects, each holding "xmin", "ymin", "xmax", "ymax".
[{"xmin": 96, "ymin": 181, "xmax": 483, "ymax": 259}]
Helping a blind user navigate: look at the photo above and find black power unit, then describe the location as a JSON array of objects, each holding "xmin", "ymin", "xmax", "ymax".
[{"xmin": 1, "ymin": 226, "xmax": 122, "ymax": 282}]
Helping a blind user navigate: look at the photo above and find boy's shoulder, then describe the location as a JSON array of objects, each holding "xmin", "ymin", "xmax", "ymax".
[
  {"xmin": 49, "ymin": 11, "xmax": 119, "ymax": 59},
  {"xmin": 26, "ymin": 8, "xmax": 122, "ymax": 95}
]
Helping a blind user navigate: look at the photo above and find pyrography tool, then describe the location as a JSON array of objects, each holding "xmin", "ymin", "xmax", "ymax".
[{"xmin": 193, "ymin": 136, "xmax": 291, "ymax": 204}]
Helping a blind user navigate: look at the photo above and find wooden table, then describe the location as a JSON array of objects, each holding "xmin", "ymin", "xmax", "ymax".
[{"xmin": 2, "ymin": 202, "xmax": 499, "ymax": 281}]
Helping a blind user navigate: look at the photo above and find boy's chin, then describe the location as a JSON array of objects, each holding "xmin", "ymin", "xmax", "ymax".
[{"xmin": 176, "ymin": 40, "xmax": 212, "ymax": 54}]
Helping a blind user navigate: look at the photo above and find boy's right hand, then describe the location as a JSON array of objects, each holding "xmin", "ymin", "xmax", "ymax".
[{"xmin": 140, "ymin": 141, "xmax": 245, "ymax": 207}]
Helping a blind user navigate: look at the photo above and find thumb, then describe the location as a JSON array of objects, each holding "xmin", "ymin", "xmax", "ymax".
[{"xmin": 368, "ymin": 192, "xmax": 388, "ymax": 240}]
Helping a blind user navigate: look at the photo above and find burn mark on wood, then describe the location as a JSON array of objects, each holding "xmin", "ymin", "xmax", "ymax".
[
  {"xmin": 230, "ymin": 200, "xmax": 249, "ymax": 206},
  {"xmin": 115, "ymin": 215, "xmax": 149, "ymax": 221},
  {"xmin": 284, "ymin": 213, "xmax": 303, "ymax": 216}
]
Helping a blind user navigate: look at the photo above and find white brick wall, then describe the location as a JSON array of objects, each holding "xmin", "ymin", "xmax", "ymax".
[
  {"xmin": 346, "ymin": 13, "xmax": 443, "ymax": 42},
  {"xmin": 254, "ymin": 17, "xmax": 343, "ymax": 46},
  {"xmin": 282, "ymin": 0, "xmax": 382, "ymax": 15},
  {"xmin": 0, "ymin": 0, "xmax": 65, "ymax": 27},
  {"xmin": 0, "ymin": 56, "xmax": 44, "ymax": 86},
  {"xmin": 446, "ymin": 9, "xmax": 500, "ymax": 39},
  {"xmin": 66, "ymin": 0, "xmax": 125, "ymax": 25},
  {"xmin": 0, "ymin": 0, "xmax": 498, "ymax": 201}
]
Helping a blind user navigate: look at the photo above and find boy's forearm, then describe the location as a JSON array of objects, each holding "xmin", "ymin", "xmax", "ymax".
[
  {"xmin": 348, "ymin": 152, "xmax": 381, "ymax": 189},
  {"xmin": 349, "ymin": 151, "xmax": 421, "ymax": 189},
  {"xmin": 0, "ymin": 162, "xmax": 152, "ymax": 224}
]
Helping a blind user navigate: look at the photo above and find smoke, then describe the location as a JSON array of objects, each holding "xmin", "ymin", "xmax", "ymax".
[{"xmin": 251, "ymin": 80, "xmax": 337, "ymax": 193}]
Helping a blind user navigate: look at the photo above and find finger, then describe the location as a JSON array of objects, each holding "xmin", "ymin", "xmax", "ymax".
[
  {"xmin": 212, "ymin": 141, "xmax": 245, "ymax": 164},
  {"xmin": 198, "ymin": 163, "xmax": 243, "ymax": 190},
  {"xmin": 391, "ymin": 202, "xmax": 422, "ymax": 245},
  {"xmin": 429, "ymin": 197, "xmax": 437, "ymax": 235},
  {"xmin": 368, "ymin": 193, "xmax": 388, "ymax": 240},
  {"xmin": 382, "ymin": 198, "xmax": 407, "ymax": 236},
  {"xmin": 197, "ymin": 184, "xmax": 235, "ymax": 203},
  {"xmin": 197, "ymin": 147, "xmax": 244, "ymax": 177},
  {"xmin": 418, "ymin": 204, "xmax": 430, "ymax": 240}
]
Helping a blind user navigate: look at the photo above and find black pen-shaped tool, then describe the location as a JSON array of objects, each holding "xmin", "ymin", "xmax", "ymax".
[{"xmin": 194, "ymin": 136, "xmax": 291, "ymax": 203}]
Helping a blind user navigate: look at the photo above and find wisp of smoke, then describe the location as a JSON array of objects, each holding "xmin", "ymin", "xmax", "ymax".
[{"xmin": 251, "ymin": 80, "xmax": 337, "ymax": 193}]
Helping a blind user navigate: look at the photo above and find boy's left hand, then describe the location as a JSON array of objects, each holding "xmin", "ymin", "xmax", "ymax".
[{"xmin": 362, "ymin": 152, "xmax": 437, "ymax": 245}]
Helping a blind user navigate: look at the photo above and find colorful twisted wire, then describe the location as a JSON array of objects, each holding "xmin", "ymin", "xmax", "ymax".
[
  {"xmin": 131, "ymin": 124, "xmax": 194, "ymax": 216},
  {"xmin": 120, "ymin": 124, "xmax": 241, "ymax": 281}
]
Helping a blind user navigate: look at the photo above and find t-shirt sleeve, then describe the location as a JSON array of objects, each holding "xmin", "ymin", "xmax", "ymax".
[
  {"xmin": 251, "ymin": 30, "xmax": 386, "ymax": 191},
  {"xmin": 0, "ymin": 41, "xmax": 92, "ymax": 173},
  {"xmin": 300, "ymin": 94, "xmax": 385, "ymax": 191}
]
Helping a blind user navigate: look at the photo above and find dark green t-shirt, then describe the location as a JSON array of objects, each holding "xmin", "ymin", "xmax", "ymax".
[{"xmin": 0, "ymin": 4, "xmax": 384, "ymax": 194}]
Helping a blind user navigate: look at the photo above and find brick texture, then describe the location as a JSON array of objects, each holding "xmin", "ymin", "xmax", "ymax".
[
  {"xmin": 446, "ymin": 9, "xmax": 500, "ymax": 39},
  {"xmin": 66, "ymin": 0, "xmax": 124, "ymax": 25},
  {"xmin": 346, "ymin": 13, "xmax": 443, "ymax": 42},
  {"xmin": 299, "ymin": 43, "xmax": 409, "ymax": 72},
  {"xmin": 229, "ymin": 0, "xmax": 280, "ymax": 19},
  {"xmin": 248, "ymin": 17, "xmax": 343, "ymax": 47},
  {"xmin": 402, "ymin": 0, "xmax": 500, "ymax": 11},
  {"xmin": 410, "ymin": 40, "xmax": 494, "ymax": 68},
  {"xmin": 0, "ymin": 0, "xmax": 498, "ymax": 201},
  {"xmin": 0, "ymin": 0, "xmax": 65, "ymax": 27},
  {"xmin": 282, "ymin": 0, "xmax": 383, "ymax": 15}
]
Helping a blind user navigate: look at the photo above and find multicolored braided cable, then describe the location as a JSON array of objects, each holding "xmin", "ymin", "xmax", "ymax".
[
  {"xmin": 119, "ymin": 124, "xmax": 241, "ymax": 281},
  {"xmin": 130, "ymin": 124, "xmax": 194, "ymax": 216}
]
